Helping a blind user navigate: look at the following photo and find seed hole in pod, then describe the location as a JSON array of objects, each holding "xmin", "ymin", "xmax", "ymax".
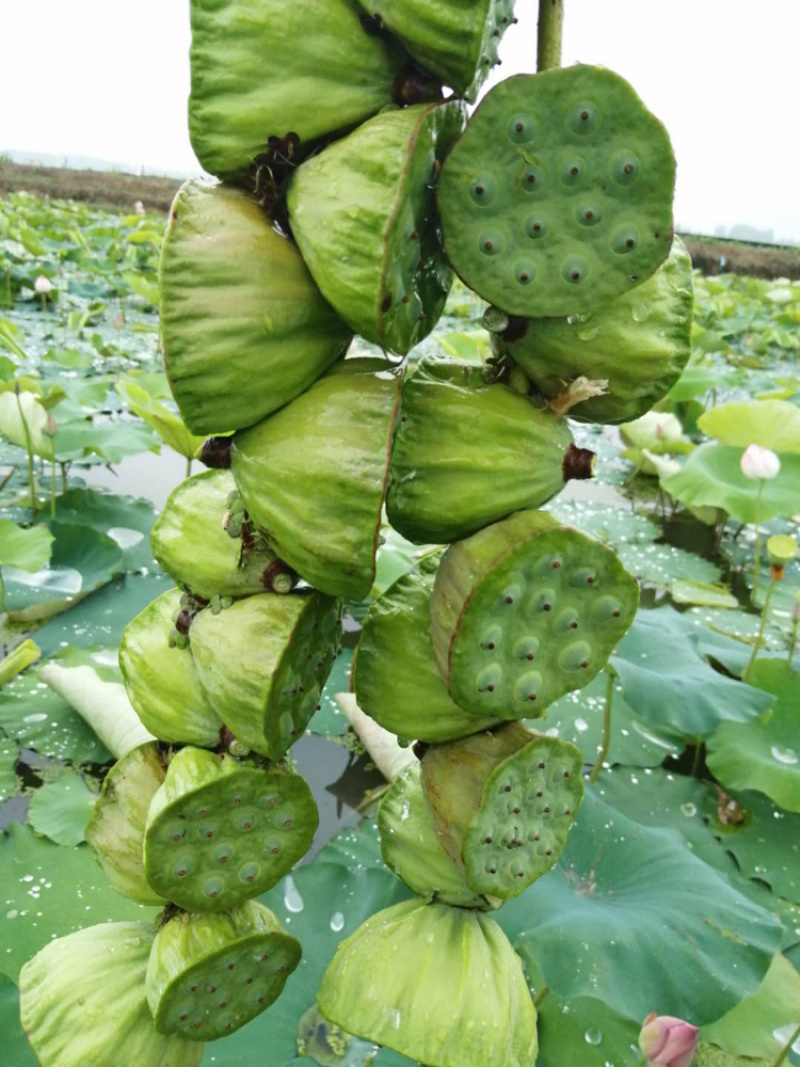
[
  {"xmin": 258, "ymin": 996, "xmax": 266, "ymax": 1004},
  {"xmin": 522, "ymin": 165, "xmax": 544, "ymax": 192},
  {"xmin": 517, "ymin": 871, "xmax": 525, "ymax": 878},
  {"xmin": 557, "ymin": 607, "xmax": 580, "ymax": 633},
  {"xmin": 545, "ymin": 849, "xmax": 553, "ymax": 856},
  {"xmin": 514, "ymin": 671, "xmax": 542, "ymax": 704},
  {"xmin": 484, "ymin": 836, "xmax": 493, "ymax": 844},
  {"xmin": 562, "ymin": 256, "xmax": 590, "ymax": 285},
  {"xmin": 479, "ymin": 231, "xmax": 503, "ymax": 256},
  {"xmin": 544, "ymin": 806, "xmax": 551, "ymax": 813},
  {"xmin": 194, "ymin": 1022, "xmax": 201, "ymax": 1030},
  {"xmin": 227, "ymin": 962, "xmax": 235, "ymax": 971},
  {"xmin": 513, "ymin": 806, "xmax": 520, "ymax": 814},
  {"xmin": 503, "ymin": 784, "xmax": 512, "ymax": 793},
  {"xmin": 246, "ymin": 977, "xmax": 253, "ymax": 985},
  {"xmin": 536, "ymin": 791, "xmax": 543, "ymax": 798},
  {"xmin": 534, "ymin": 833, "xmax": 541, "ymax": 841},
  {"xmin": 508, "ymin": 114, "xmax": 535, "ymax": 143},
  {"xmin": 561, "ymin": 159, "xmax": 584, "ymax": 186},
  {"xmin": 515, "ymin": 261, "xmax": 535, "ymax": 285},
  {"xmin": 538, "ymin": 762, "xmax": 546, "ymax": 769},
  {"xmin": 174, "ymin": 858, "xmax": 192, "ymax": 878},
  {"xmin": 564, "ymin": 808, "xmax": 571, "ymax": 815},
  {"xmin": 559, "ymin": 641, "xmax": 593, "ymax": 673},
  {"xmin": 568, "ymin": 103, "xmax": 599, "ymax": 134},
  {"xmin": 481, "ymin": 625, "xmax": 502, "ymax": 652},
  {"xmin": 470, "ymin": 176, "xmax": 495, "ymax": 205},
  {"xmin": 612, "ymin": 151, "xmax": 640, "ymax": 185},
  {"xmin": 577, "ymin": 203, "xmax": 603, "ymax": 227},
  {"xmin": 572, "ymin": 567, "xmax": 597, "ymax": 587},
  {"xmin": 612, "ymin": 225, "xmax": 639, "ymax": 254},
  {"xmin": 514, "ymin": 636, "xmax": 540, "ymax": 661},
  {"xmin": 204, "ymin": 878, "xmax": 224, "ymax": 900},
  {"xmin": 180, "ymin": 1013, "xmax": 188, "ymax": 1021},
  {"xmin": 563, "ymin": 770, "xmax": 570, "ymax": 778},
  {"xmin": 525, "ymin": 214, "xmax": 547, "ymax": 239},
  {"xmin": 532, "ymin": 589, "xmax": 556, "ymax": 614},
  {"xmin": 488, "ymin": 867, "xmax": 497, "ymax": 874},
  {"xmin": 170, "ymin": 827, "xmax": 185, "ymax": 842},
  {"xmin": 214, "ymin": 844, "xmax": 233, "ymax": 864},
  {"xmin": 236, "ymin": 812, "xmax": 257, "ymax": 832},
  {"xmin": 261, "ymin": 795, "xmax": 279, "ymax": 807}
]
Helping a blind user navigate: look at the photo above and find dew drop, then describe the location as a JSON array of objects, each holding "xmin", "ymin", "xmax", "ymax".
[
  {"xmin": 283, "ymin": 875, "xmax": 304, "ymax": 914},
  {"xmin": 584, "ymin": 1027, "xmax": 603, "ymax": 1045},
  {"xmin": 330, "ymin": 911, "xmax": 345, "ymax": 933},
  {"xmin": 772, "ymin": 746, "xmax": 798, "ymax": 766}
]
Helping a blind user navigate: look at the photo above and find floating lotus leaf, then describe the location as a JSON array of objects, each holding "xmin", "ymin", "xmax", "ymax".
[
  {"xmin": 232, "ymin": 360, "xmax": 401, "ymax": 600},
  {"xmin": 439, "ymin": 65, "xmax": 675, "ymax": 317},
  {"xmin": 698, "ymin": 399, "xmax": 800, "ymax": 454},
  {"xmin": 146, "ymin": 901, "xmax": 300, "ymax": 1040},
  {"xmin": 160, "ymin": 180, "xmax": 351, "ymax": 435},
  {"xmin": 317, "ymin": 899, "xmax": 538, "ymax": 1067},
  {"xmin": 19, "ymin": 922, "xmax": 203, "ymax": 1067},
  {"xmin": 386, "ymin": 357, "xmax": 594, "ymax": 543},
  {"xmin": 288, "ymin": 103, "xmax": 465, "ymax": 355},
  {"xmin": 27, "ymin": 770, "xmax": 96, "ymax": 847},
  {"xmin": 119, "ymin": 588, "xmax": 221, "ymax": 746},
  {"xmin": 492, "ymin": 236, "xmax": 693, "ymax": 424},
  {"xmin": 190, "ymin": 592, "xmax": 341, "ymax": 758}
]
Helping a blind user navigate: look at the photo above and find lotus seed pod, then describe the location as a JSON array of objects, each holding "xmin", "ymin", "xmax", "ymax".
[
  {"xmin": 151, "ymin": 470, "xmax": 281, "ymax": 599},
  {"xmin": 491, "ymin": 236, "xmax": 694, "ymax": 424},
  {"xmin": 188, "ymin": 0, "xmax": 419, "ymax": 178},
  {"xmin": 146, "ymin": 901, "xmax": 300, "ymax": 1041},
  {"xmin": 160, "ymin": 180, "xmax": 351, "ymax": 436},
  {"xmin": 85, "ymin": 742, "xmax": 168, "ymax": 906},
  {"xmin": 378, "ymin": 762, "xmax": 489, "ymax": 908},
  {"xmin": 354, "ymin": 0, "xmax": 517, "ymax": 99},
  {"xmin": 317, "ymin": 899, "xmax": 538, "ymax": 1067},
  {"xmin": 354, "ymin": 553, "xmax": 499, "ymax": 743},
  {"xmin": 287, "ymin": 102, "xmax": 465, "ymax": 355},
  {"xmin": 232, "ymin": 360, "xmax": 401, "ymax": 600},
  {"xmin": 421, "ymin": 724, "xmax": 584, "ymax": 899},
  {"xmin": 144, "ymin": 747, "xmax": 319, "ymax": 912},
  {"xmin": 190, "ymin": 591, "xmax": 341, "ymax": 758},
  {"xmin": 119, "ymin": 589, "xmax": 221, "ymax": 747},
  {"xmin": 386, "ymin": 357, "xmax": 595, "ymax": 543},
  {"xmin": 19, "ymin": 922, "xmax": 203, "ymax": 1067},
  {"xmin": 431, "ymin": 509, "xmax": 640, "ymax": 717},
  {"xmin": 438, "ymin": 65, "xmax": 675, "ymax": 318}
]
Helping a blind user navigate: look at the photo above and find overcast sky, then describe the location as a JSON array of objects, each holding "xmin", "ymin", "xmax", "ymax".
[{"xmin": 3, "ymin": 0, "xmax": 799, "ymax": 242}]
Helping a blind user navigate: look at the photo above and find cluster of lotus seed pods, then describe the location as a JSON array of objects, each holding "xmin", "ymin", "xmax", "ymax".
[{"xmin": 19, "ymin": 2, "xmax": 691, "ymax": 1064}]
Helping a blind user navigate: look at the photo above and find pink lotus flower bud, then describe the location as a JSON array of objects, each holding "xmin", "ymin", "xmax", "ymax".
[
  {"xmin": 740, "ymin": 444, "xmax": 780, "ymax": 481},
  {"xmin": 33, "ymin": 275, "xmax": 53, "ymax": 296},
  {"xmin": 134, "ymin": 200, "xmax": 146, "ymax": 215},
  {"xmin": 639, "ymin": 1013, "xmax": 699, "ymax": 1067}
]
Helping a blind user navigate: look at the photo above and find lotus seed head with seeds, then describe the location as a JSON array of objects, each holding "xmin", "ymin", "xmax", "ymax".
[
  {"xmin": 386, "ymin": 357, "xmax": 595, "ymax": 543},
  {"xmin": 431, "ymin": 509, "xmax": 640, "ymax": 718},
  {"xmin": 189, "ymin": 591, "xmax": 341, "ymax": 759},
  {"xmin": 144, "ymin": 747, "xmax": 318, "ymax": 912},
  {"xmin": 438, "ymin": 65, "xmax": 675, "ymax": 317},
  {"xmin": 146, "ymin": 901, "xmax": 300, "ymax": 1041}
]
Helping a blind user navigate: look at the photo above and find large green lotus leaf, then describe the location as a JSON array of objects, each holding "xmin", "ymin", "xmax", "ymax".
[
  {"xmin": 698, "ymin": 399, "xmax": 800, "ymax": 453},
  {"xmin": 51, "ymin": 416, "xmax": 160, "ymax": 465},
  {"xmin": 0, "ymin": 518, "xmax": 53, "ymax": 571},
  {"xmin": 232, "ymin": 360, "xmax": 400, "ymax": 600},
  {"xmin": 160, "ymin": 180, "xmax": 351, "ymax": 435},
  {"xmin": 495, "ymin": 236, "xmax": 693, "ymax": 425},
  {"xmin": 116, "ymin": 381, "xmax": 205, "ymax": 460},
  {"xmin": 693, "ymin": 1044, "xmax": 775, "ymax": 1067},
  {"xmin": 307, "ymin": 648, "xmax": 353, "ymax": 738},
  {"xmin": 46, "ymin": 488, "xmax": 155, "ymax": 572},
  {"xmin": 289, "ymin": 103, "xmax": 465, "ymax": 355},
  {"xmin": 0, "ymin": 390, "xmax": 51, "ymax": 457},
  {"xmin": 707, "ymin": 659, "xmax": 800, "ymax": 812},
  {"xmin": 670, "ymin": 580, "xmax": 738, "ymax": 608},
  {"xmin": 499, "ymin": 790, "xmax": 782, "ymax": 1025},
  {"xmin": 616, "ymin": 538, "xmax": 721, "ymax": 589},
  {"xmin": 0, "ymin": 975, "xmax": 37, "ymax": 1066},
  {"xmin": 668, "ymin": 364, "xmax": 719, "ymax": 402},
  {"xmin": 702, "ymin": 954, "xmax": 800, "ymax": 1064},
  {"xmin": 610, "ymin": 607, "xmax": 774, "ymax": 739},
  {"xmin": 0, "ymin": 737, "xmax": 20, "ymax": 802},
  {"xmin": 27, "ymin": 769, "xmax": 97, "ymax": 846},
  {"xmin": 535, "ymin": 990, "xmax": 640, "ymax": 1066},
  {"xmin": 355, "ymin": 0, "xmax": 515, "ymax": 98},
  {"xmin": 545, "ymin": 497, "xmax": 660, "ymax": 547},
  {"xmin": 662, "ymin": 444, "xmax": 800, "ymax": 524},
  {"xmin": 0, "ymin": 822, "xmax": 156, "ymax": 983},
  {"xmin": 189, "ymin": 0, "xmax": 410, "ymax": 178}
]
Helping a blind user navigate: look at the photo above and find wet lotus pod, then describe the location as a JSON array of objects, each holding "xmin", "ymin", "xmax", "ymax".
[
  {"xmin": 355, "ymin": 0, "xmax": 517, "ymax": 99},
  {"xmin": 232, "ymin": 360, "xmax": 401, "ymax": 599},
  {"xmin": 491, "ymin": 236, "xmax": 694, "ymax": 424},
  {"xmin": 287, "ymin": 102, "xmax": 465, "ymax": 355},
  {"xmin": 144, "ymin": 747, "xmax": 319, "ymax": 912},
  {"xmin": 354, "ymin": 553, "xmax": 499, "ymax": 743},
  {"xmin": 119, "ymin": 589, "xmax": 221, "ymax": 747},
  {"xmin": 85, "ymin": 742, "xmax": 168, "ymax": 906},
  {"xmin": 438, "ymin": 65, "xmax": 675, "ymax": 318},
  {"xmin": 431, "ymin": 509, "xmax": 639, "ymax": 717},
  {"xmin": 317, "ymin": 899, "xmax": 538, "ymax": 1067},
  {"xmin": 160, "ymin": 180, "xmax": 351, "ymax": 435},
  {"xmin": 188, "ymin": 0, "xmax": 421, "ymax": 178},
  {"xmin": 19, "ymin": 921, "xmax": 203, "ymax": 1067},
  {"xmin": 190, "ymin": 591, "xmax": 341, "ymax": 758},
  {"xmin": 151, "ymin": 470, "xmax": 282, "ymax": 599},
  {"xmin": 421, "ymin": 723, "xmax": 584, "ymax": 899},
  {"xmin": 379, "ymin": 762, "xmax": 489, "ymax": 908},
  {"xmin": 386, "ymin": 357, "xmax": 595, "ymax": 543},
  {"xmin": 146, "ymin": 901, "xmax": 301, "ymax": 1041}
]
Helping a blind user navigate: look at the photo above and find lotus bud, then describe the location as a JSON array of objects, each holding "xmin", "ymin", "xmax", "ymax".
[
  {"xmin": 134, "ymin": 200, "xmax": 146, "ymax": 215},
  {"xmin": 766, "ymin": 534, "xmax": 798, "ymax": 580},
  {"xmin": 639, "ymin": 1012, "xmax": 699, "ymax": 1067},
  {"xmin": 740, "ymin": 444, "xmax": 780, "ymax": 481},
  {"xmin": 34, "ymin": 275, "xmax": 53, "ymax": 295}
]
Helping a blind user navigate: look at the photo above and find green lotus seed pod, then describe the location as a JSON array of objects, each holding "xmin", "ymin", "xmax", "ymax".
[
  {"xmin": 160, "ymin": 180, "xmax": 351, "ymax": 435},
  {"xmin": 144, "ymin": 747, "xmax": 318, "ymax": 912},
  {"xmin": 287, "ymin": 102, "xmax": 465, "ymax": 355},
  {"xmin": 317, "ymin": 899, "xmax": 538, "ymax": 1067},
  {"xmin": 85, "ymin": 743, "xmax": 168, "ymax": 906},
  {"xmin": 386, "ymin": 357, "xmax": 595, "ymax": 543},
  {"xmin": 188, "ymin": 0, "xmax": 416, "ymax": 178},
  {"xmin": 19, "ymin": 922, "xmax": 203, "ymax": 1067},
  {"xmin": 438, "ymin": 65, "xmax": 675, "ymax": 318},
  {"xmin": 190, "ymin": 591, "xmax": 341, "ymax": 758},
  {"xmin": 146, "ymin": 901, "xmax": 301, "ymax": 1041},
  {"xmin": 354, "ymin": 553, "xmax": 499, "ymax": 742},
  {"xmin": 431, "ymin": 509, "xmax": 639, "ymax": 717},
  {"xmin": 151, "ymin": 470, "xmax": 279, "ymax": 599},
  {"xmin": 232, "ymin": 360, "xmax": 401, "ymax": 599},
  {"xmin": 119, "ymin": 589, "xmax": 221, "ymax": 747},
  {"xmin": 421, "ymin": 724, "xmax": 584, "ymax": 899},
  {"xmin": 355, "ymin": 0, "xmax": 517, "ymax": 98},
  {"xmin": 378, "ymin": 761, "xmax": 488, "ymax": 907},
  {"xmin": 491, "ymin": 236, "xmax": 694, "ymax": 424}
]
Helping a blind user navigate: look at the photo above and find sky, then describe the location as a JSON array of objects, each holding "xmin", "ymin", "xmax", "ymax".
[{"xmin": 3, "ymin": 0, "xmax": 799, "ymax": 243}]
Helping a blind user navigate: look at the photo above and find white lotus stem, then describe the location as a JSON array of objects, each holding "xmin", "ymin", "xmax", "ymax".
[
  {"xmin": 335, "ymin": 692, "xmax": 416, "ymax": 783},
  {"xmin": 40, "ymin": 663, "xmax": 155, "ymax": 760}
]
